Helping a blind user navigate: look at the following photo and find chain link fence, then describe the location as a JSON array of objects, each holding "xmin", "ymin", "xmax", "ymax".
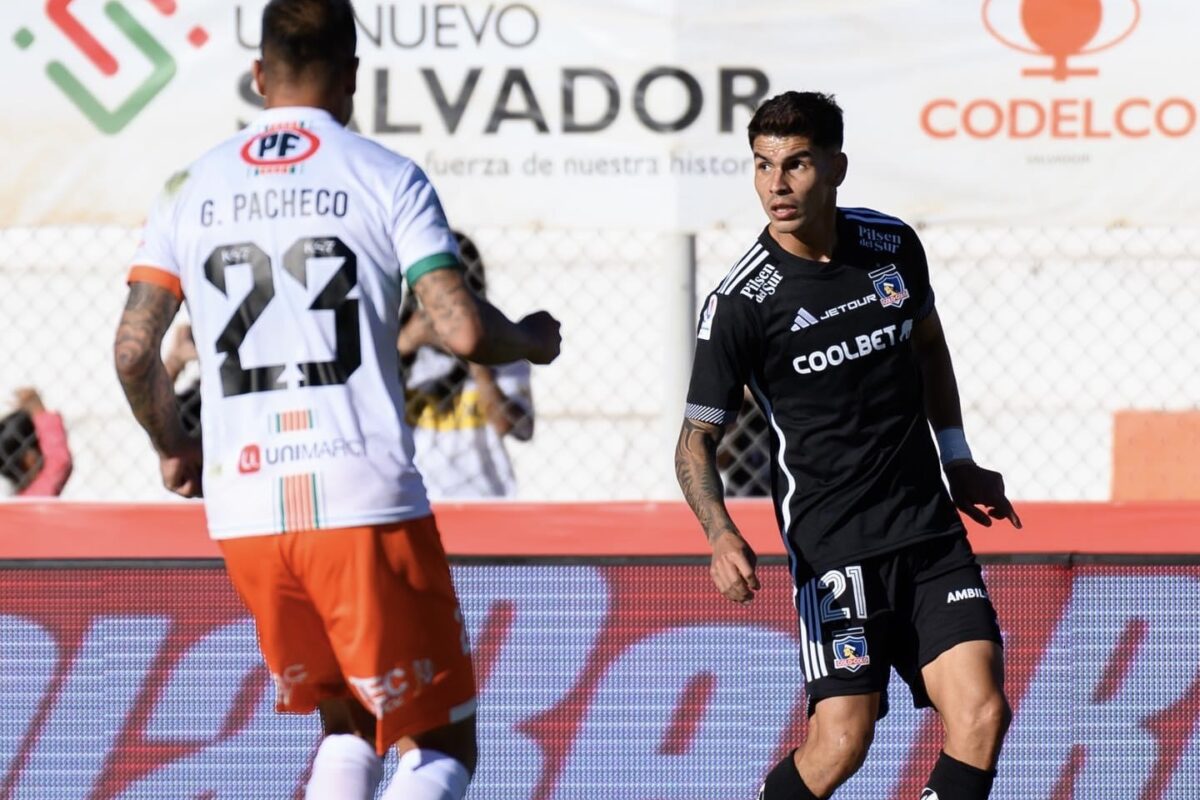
[{"xmin": 1, "ymin": 223, "xmax": 1197, "ymax": 502}]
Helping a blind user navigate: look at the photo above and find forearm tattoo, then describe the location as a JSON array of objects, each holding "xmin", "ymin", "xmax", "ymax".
[
  {"xmin": 675, "ymin": 418, "xmax": 736, "ymax": 544},
  {"xmin": 413, "ymin": 269, "xmax": 477, "ymax": 348},
  {"xmin": 114, "ymin": 283, "xmax": 186, "ymax": 454}
]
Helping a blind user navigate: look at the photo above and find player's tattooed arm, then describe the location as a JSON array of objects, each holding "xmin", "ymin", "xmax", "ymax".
[
  {"xmin": 412, "ymin": 268, "xmax": 561, "ymax": 365},
  {"xmin": 411, "ymin": 269, "xmax": 484, "ymax": 356},
  {"xmin": 678, "ymin": 417, "xmax": 761, "ymax": 604},
  {"xmin": 114, "ymin": 283, "xmax": 189, "ymax": 456},
  {"xmin": 675, "ymin": 418, "xmax": 739, "ymax": 544}
]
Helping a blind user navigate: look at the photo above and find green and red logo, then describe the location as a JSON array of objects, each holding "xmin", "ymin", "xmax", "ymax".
[{"xmin": 13, "ymin": 0, "xmax": 207, "ymax": 134}]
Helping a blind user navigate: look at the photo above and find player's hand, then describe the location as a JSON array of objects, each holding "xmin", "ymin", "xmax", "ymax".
[
  {"xmin": 160, "ymin": 438, "xmax": 203, "ymax": 499},
  {"xmin": 518, "ymin": 311, "xmax": 562, "ymax": 365},
  {"xmin": 709, "ymin": 530, "xmax": 760, "ymax": 605},
  {"xmin": 945, "ymin": 462, "xmax": 1021, "ymax": 529}
]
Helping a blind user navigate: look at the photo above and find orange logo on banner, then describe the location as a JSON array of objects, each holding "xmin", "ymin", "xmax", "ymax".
[
  {"xmin": 982, "ymin": 0, "xmax": 1141, "ymax": 81},
  {"xmin": 920, "ymin": 1, "xmax": 1194, "ymax": 140}
]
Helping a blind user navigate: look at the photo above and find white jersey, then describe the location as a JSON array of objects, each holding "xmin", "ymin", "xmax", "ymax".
[
  {"xmin": 405, "ymin": 347, "xmax": 532, "ymax": 499},
  {"xmin": 130, "ymin": 106, "xmax": 460, "ymax": 539}
]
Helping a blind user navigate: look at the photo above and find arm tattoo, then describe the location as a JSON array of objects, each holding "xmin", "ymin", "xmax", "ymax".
[
  {"xmin": 114, "ymin": 283, "xmax": 187, "ymax": 455},
  {"xmin": 411, "ymin": 267, "xmax": 535, "ymax": 364},
  {"xmin": 412, "ymin": 269, "xmax": 479, "ymax": 348},
  {"xmin": 675, "ymin": 418, "xmax": 737, "ymax": 544}
]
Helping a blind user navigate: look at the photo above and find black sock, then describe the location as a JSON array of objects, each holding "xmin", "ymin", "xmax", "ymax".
[
  {"xmin": 759, "ymin": 750, "xmax": 821, "ymax": 800},
  {"xmin": 922, "ymin": 750, "xmax": 996, "ymax": 799}
]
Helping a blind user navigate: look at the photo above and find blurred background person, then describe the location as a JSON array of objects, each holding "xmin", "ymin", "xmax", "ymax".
[
  {"xmin": 399, "ymin": 232, "xmax": 534, "ymax": 499},
  {"xmin": 0, "ymin": 387, "xmax": 73, "ymax": 497}
]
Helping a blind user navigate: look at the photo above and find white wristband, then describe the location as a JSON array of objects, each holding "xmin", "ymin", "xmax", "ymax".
[{"xmin": 935, "ymin": 427, "xmax": 973, "ymax": 466}]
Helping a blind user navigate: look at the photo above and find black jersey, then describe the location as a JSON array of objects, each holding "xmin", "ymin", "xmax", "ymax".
[{"xmin": 686, "ymin": 207, "xmax": 964, "ymax": 574}]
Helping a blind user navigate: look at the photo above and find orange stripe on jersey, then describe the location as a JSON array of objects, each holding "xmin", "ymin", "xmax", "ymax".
[
  {"xmin": 298, "ymin": 475, "xmax": 310, "ymax": 529},
  {"xmin": 273, "ymin": 409, "xmax": 315, "ymax": 432},
  {"xmin": 293, "ymin": 476, "xmax": 305, "ymax": 531},
  {"xmin": 128, "ymin": 265, "xmax": 183, "ymax": 300},
  {"xmin": 285, "ymin": 476, "xmax": 298, "ymax": 532}
]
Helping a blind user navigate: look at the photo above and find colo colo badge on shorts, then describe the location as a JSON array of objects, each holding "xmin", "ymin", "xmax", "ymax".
[{"xmin": 832, "ymin": 627, "xmax": 871, "ymax": 672}]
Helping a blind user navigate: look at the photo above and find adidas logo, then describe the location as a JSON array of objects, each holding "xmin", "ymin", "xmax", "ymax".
[{"xmin": 790, "ymin": 307, "xmax": 819, "ymax": 331}]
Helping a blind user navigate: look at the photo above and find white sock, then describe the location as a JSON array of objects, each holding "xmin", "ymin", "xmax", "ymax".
[
  {"xmin": 304, "ymin": 734, "xmax": 383, "ymax": 800},
  {"xmin": 380, "ymin": 747, "xmax": 471, "ymax": 800}
]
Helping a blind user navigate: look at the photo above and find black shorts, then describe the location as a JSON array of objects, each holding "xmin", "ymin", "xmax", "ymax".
[{"xmin": 792, "ymin": 534, "xmax": 1002, "ymax": 718}]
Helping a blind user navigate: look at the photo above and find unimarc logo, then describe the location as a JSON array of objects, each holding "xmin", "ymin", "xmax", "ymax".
[{"xmin": 12, "ymin": 0, "xmax": 208, "ymax": 134}]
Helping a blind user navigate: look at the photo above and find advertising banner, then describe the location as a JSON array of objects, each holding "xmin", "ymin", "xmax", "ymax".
[
  {"xmin": 2, "ymin": 564, "xmax": 1199, "ymax": 798},
  {"xmin": 2, "ymin": 1, "xmax": 1199, "ymax": 230}
]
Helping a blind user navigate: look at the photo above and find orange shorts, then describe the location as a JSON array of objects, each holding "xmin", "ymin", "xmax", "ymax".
[{"xmin": 218, "ymin": 516, "xmax": 477, "ymax": 755}]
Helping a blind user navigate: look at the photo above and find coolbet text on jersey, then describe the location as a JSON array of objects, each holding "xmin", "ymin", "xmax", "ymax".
[{"xmin": 130, "ymin": 107, "xmax": 459, "ymax": 537}]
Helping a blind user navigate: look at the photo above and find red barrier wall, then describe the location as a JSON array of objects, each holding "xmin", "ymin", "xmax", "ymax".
[{"xmin": 0, "ymin": 500, "xmax": 1196, "ymax": 558}]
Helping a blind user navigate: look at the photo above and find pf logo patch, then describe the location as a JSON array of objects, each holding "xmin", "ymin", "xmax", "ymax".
[
  {"xmin": 870, "ymin": 265, "xmax": 910, "ymax": 308},
  {"xmin": 240, "ymin": 124, "xmax": 321, "ymax": 175},
  {"xmin": 832, "ymin": 627, "xmax": 871, "ymax": 673}
]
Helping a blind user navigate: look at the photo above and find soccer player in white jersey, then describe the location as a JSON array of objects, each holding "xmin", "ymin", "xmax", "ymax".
[{"xmin": 113, "ymin": 2, "xmax": 560, "ymax": 798}]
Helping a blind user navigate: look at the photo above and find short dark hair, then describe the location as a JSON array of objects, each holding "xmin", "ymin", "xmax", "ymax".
[
  {"xmin": 747, "ymin": 91, "xmax": 844, "ymax": 150},
  {"xmin": 261, "ymin": 0, "xmax": 357, "ymax": 79}
]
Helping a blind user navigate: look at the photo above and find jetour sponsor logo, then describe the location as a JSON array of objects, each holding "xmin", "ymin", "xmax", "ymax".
[
  {"xmin": 12, "ymin": 0, "xmax": 208, "ymax": 135},
  {"xmin": 920, "ymin": 0, "xmax": 1196, "ymax": 141}
]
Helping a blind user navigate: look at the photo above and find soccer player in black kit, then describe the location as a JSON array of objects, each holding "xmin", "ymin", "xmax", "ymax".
[{"xmin": 676, "ymin": 91, "xmax": 1022, "ymax": 800}]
